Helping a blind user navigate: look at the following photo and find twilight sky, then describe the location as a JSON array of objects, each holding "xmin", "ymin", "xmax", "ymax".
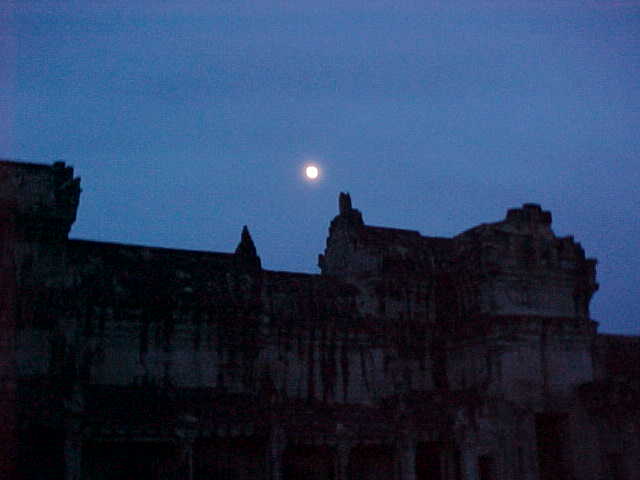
[{"xmin": 2, "ymin": 1, "xmax": 639, "ymax": 333}]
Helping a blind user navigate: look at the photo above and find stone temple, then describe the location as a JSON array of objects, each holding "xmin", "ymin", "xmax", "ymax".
[{"xmin": 1, "ymin": 159, "xmax": 639, "ymax": 480}]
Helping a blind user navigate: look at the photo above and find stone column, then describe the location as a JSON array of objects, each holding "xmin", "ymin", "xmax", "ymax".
[
  {"xmin": 335, "ymin": 439, "xmax": 351, "ymax": 480},
  {"xmin": 176, "ymin": 414, "xmax": 197, "ymax": 480},
  {"xmin": 182, "ymin": 441, "xmax": 194, "ymax": 480},
  {"xmin": 64, "ymin": 423, "xmax": 82, "ymax": 480},
  {"xmin": 461, "ymin": 446, "xmax": 478, "ymax": 480},
  {"xmin": 64, "ymin": 385, "xmax": 84, "ymax": 480},
  {"xmin": 268, "ymin": 424, "xmax": 286, "ymax": 480},
  {"xmin": 399, "ymin": 436, "xmax": 416, "ymax": 480}
]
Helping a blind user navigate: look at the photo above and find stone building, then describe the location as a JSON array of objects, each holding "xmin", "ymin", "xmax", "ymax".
[{"xmin": 1, "ymin": 159, "xmax": 638, "ymax": 480}]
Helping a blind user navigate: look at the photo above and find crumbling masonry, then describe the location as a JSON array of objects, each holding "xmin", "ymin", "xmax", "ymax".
[{"xmin": 1, "ymin": 160, "xmax": 639, "ymax": 479}]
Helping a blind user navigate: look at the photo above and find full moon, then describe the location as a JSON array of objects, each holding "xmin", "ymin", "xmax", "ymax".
[{"xmin": 305, "ymin": 165, "xmax": 319, "ymax": 180}]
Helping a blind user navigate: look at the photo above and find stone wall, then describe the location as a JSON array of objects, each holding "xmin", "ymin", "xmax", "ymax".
[{"xmin": 2, "ymin": 161, "xmax": 638, "ymax": 480}]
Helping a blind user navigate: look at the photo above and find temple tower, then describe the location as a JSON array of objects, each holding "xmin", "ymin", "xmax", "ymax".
[{"xmin": 0, "ymin": 160, "xmax": 80, "ymax": 478}]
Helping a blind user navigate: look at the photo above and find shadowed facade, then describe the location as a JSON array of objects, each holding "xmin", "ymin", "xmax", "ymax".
[{"xmin": 1, "ymin": 160, "xmax": 638, "ymax": 479}]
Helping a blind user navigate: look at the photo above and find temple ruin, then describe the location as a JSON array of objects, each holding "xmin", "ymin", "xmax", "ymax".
[{"xmin": 1, "ymin": 159, "xmax": 638, "ymax": 479}]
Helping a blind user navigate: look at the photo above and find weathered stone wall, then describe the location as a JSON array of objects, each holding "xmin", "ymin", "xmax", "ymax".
[
  {"xmin": 1, "ymin": 160, "xmax": 81, "ymax": 479},
  {"xmin": 3, "ymin": 161, "xmax": 639, "ymax": 480}
]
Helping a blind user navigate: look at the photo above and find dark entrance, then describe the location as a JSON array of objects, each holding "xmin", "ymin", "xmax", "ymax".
[
  {"xmin": 195, "ymin": 437, "xmax": 266, "ymax": 480},
  {"xmin": 416, "ymin": 441, "xmax": 444, "ymax": 480},
  {"xmin": 348, "ymin": 444, "xmax": 395, "ymax": 480},
  {"xmin": 82, "ymin": 441, "xmax": 176, "ymax": 480},
  {"xmin": 536, "ymin": 413, "xmax": 567, "ymax": 480},
  {"xmin": 283, "ymin": 445, "xmax": 336, "ymax": 480},
  {"xmin": 478, "ymin": 455, "xmax": 496, "ymax": 480}
]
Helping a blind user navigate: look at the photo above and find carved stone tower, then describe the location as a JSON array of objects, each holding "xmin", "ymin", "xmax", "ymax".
[{"xmin": 0, "ymin": 160, "xmax": 80, "ymax": 478}]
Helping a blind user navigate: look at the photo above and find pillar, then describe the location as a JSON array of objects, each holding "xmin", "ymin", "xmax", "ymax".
[
  {"xmin": 268, "ymin": 425, "xmax": 286, "ymax": 480},
  {"xmin": 335, "ymin": 440, "xmax": 351, "ymax": 480},
  {"xmin": 399, "ymin": 436, "xmax": 416, "ymax": 480},
  {"xmin": 64, "ymin": 418, "xmax": 83, "ymax": 480},
  {"xmin": 176, "ymin": 414, "xmax": 197, "ymax": 480},
  {"xmin": 182, "ymin": 441, "xmax": 194, "ymax": 480},
  {"xmin": 64, "ymin": 385, "xmax": 84, "ymax": 480},
  {"xmin": 461, "ymin": 446, "xmax": 478, "ymax": 480}
]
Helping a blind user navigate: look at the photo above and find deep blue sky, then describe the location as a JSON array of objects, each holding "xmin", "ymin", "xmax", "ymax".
[{"xmin": 2, "ymin": 1, "xmax": 639, "ymax": 333}]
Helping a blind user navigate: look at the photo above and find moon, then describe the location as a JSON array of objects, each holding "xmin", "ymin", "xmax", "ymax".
[{"xmin": 305, "ymin": 165, "xmax": 319, "ymax": 180}]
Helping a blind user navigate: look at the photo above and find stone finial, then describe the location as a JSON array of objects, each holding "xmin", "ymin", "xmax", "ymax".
[
  {"xmin": 329, "ymin": 192, "xmax": 364, "ymax": 232},
  {"xmin": 236, "ymin": 225, "xmax": 257, "ymax": 257},
  {"xmin": 235, "ymin": 225, "xmax": 261, "ymax": 270},
  {"xmin": 339, "ymin": 192, "xmax": 352, "ymax": 215}
]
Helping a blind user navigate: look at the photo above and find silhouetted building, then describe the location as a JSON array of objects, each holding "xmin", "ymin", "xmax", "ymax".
[{"xmin": 1, "ymin": 160, "xmax": 638, "ymax": 479}]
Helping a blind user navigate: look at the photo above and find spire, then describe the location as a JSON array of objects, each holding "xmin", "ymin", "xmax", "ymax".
[
  {"xmin": 339, "ymin": 192, "xmax": 352, "ymax": 215},
  {"xmin": 234, "ymin": 225, "xmax": 261, "ymax": 270},
  {"xmin": 335, "ymin": 192, "xmax": 363, "ymax": 226}
]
